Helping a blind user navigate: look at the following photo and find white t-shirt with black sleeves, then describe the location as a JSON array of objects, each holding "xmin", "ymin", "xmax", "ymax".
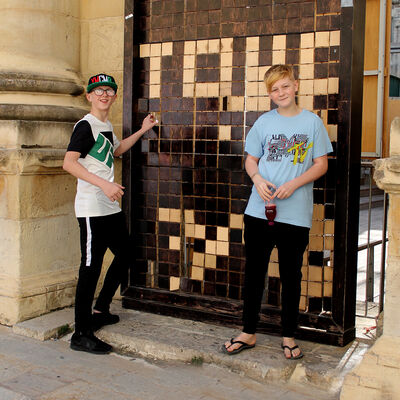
[{"xmin": 67, "ymin": 113, "xmax": 121, "ymax": 218}]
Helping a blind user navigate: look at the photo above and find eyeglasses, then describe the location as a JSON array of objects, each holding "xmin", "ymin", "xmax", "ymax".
[{"xmin": 92, "ymin": 88, "xmax": 116, "ymax": 96}]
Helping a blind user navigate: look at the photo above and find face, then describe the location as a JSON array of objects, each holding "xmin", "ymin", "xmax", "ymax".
[
  {"xmin": 86, "ymin": 85, "xmax": 117, "ymax": 111},
  {"xmin": 268, "ymin": 77, "xmax": 298, "ymax": 109}
]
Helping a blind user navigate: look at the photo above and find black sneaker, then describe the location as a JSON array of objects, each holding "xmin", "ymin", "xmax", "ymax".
[
  {"xmin": 92, "ymin": 312, "xmax": 120, "ymax": 332},
  {"xmin": 70, "ymin": 332, "xmax": 112, "ymax": 354}
]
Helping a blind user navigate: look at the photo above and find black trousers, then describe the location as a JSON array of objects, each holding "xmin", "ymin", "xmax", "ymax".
[
  {"xmin": 242, "ymin": 214, "xmax": 309, "ymax": 337},
  {"xmin": 75, "ymin": 211, "xmax": 131, "ymax": 333}
]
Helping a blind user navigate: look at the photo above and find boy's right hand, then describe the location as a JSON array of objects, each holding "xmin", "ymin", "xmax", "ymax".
[
  {"xmin": 253, "ymin": 174, "xmax": 276, "ymax": 202},
  {"xmin": 101, "ymin": 181, "xmax": 125, "ymax": 202}
]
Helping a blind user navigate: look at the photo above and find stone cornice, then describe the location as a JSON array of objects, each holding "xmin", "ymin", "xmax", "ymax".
[
  {"xmin": 0, "ymin": 72, "xmax": 84, "ymax": 96},
  {"xmin": 373, "ymin": 156, "xmax": 400, "ymax": 193}
]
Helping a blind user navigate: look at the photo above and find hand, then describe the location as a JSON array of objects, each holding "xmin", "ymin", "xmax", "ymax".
[
  {"xmin": 253, "ymin": 174, "xmax": 276, "ymax": 202},
  {"xmin": 273, "ymin": 180, "xmax": 298, "ymax": 200},
  {"xmin": 142, "ymin": 114, "xmax": 158, "ymax": 132},
  {"xmin": 101, "ymin": 181, "xmax": 125, "ymax": 202}
]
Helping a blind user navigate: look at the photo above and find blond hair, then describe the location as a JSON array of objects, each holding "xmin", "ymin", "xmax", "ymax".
[{"xmin": 264, "ymin": 64, "xmax": 296, "ymax": 93}]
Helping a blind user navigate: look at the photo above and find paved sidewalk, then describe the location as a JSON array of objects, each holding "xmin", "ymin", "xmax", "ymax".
[{"xmin": 9, "ymin": 301, "xmax": 371, "ymax": 399}]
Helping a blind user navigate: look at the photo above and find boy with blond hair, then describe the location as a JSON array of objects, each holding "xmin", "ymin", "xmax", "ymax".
[
  {"xmin": 63, "ymin": 73, "xmax": 157, "ymax": 354},
  {"xmin": 223, "ymin": 65, "xmax": 332, "ymax": 359}
]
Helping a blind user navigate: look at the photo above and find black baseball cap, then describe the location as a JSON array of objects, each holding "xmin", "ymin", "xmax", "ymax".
[{"xmin": 87, "ymin": 73, "xmax": 118, "ymax": 93}]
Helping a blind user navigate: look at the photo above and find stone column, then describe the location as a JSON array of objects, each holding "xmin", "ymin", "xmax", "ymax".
[
  {"xmin": 340, "ymin": 117, "xmax": 400, "ymax": 400},
  {"xmin": 0, "ymin": 1, "xmax": 87, "ymax": 324}
]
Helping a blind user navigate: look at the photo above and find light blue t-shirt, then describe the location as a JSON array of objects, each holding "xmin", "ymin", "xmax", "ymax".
[{"xmin": 244, "ymin": 109, "xmax": 333, "ymax": 228}]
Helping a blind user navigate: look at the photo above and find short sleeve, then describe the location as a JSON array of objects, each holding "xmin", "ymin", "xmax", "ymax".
[
  {"xmin": 245, "ymin": 121, "xmax": 264, "ymax": 158},
  {"xmin": 312, "ymin": 118, "xmax": 333, "ymax": 159},
  {"xmin": 113, "ymin": 133, "xmax": 120, "ymax": 151},
  {"xmin": 67, "ymin": 120, "xmax": 95, "ymax": 158}
]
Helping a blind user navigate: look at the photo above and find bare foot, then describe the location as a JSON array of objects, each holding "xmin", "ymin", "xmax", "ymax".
[
  {"xmin": 224, "ymin": 332, "xmax": 256, "ymax": 353},
  {"xmin": 282, "ymin": 337, "xmax": 302, "ymax": 359}
]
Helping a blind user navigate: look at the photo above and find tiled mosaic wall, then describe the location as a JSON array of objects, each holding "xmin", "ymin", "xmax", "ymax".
[{"xmin": 129, "ymin": 0, "xmax": 341, "ymax": 315}]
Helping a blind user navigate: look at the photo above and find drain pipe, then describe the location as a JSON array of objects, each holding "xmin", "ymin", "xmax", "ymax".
[{"xmin": 376, "ymin": 0, "xmax": 387, "ymax": 157}]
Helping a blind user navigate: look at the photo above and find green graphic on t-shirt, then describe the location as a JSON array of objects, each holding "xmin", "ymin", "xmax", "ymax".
[{"xmin": 88, "ymin": 133, "xmax": 114, "ymax": 168}]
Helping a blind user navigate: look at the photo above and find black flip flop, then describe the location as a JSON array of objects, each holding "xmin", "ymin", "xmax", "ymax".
[
  {"xmin": 221, "ymin": 338, "xmax": 255, "ymax": 355},
  {"xmin": 281, "ymin": 344, "xmax": 303, "ymax": 360}
]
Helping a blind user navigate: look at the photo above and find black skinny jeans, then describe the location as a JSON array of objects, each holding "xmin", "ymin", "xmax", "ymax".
[
  {"xmin": 242, "ymin": 214, "xmax": 309, "ymax": 337},
  {"xmin": 75, "ymin": 211, "xmax": 131, "ymax": 334}
]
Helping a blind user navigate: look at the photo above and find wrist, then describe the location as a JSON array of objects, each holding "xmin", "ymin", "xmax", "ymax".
[{"xmin": 250, "ymin": 172, "xmax": 260, "ymax": 181}]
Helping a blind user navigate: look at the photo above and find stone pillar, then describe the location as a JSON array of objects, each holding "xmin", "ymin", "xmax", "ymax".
[
  {"xmin": 0, "ymin": 1, "xmax": 87, "ymax": 324},
  {"xmin": 340, "ymin": 117, "xmax": 400, "ymax": 400}
]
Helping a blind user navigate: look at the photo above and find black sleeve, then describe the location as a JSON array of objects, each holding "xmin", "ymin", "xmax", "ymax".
[{"xmin": 67, "ymin": 120, "xmax": 95, "ymax": 158}]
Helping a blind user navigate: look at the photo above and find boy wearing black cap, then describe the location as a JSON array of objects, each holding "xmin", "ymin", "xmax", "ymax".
[{"xmin": 63, "ymin": 73, "xmax": 157, "ymax": 354}]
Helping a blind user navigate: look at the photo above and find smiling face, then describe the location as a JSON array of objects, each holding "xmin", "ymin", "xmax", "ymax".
[
  {"xmin": 86, "ymin": 85, "xmax": 117, "ymax": 114},
  {"xmin": 268, "ymin": 77, "xmax": 298, "ymax": 110}
]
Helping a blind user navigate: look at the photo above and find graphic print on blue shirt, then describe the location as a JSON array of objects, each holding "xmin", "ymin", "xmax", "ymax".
[
  {"xmin": 266, "ymin": 134, "xmax": 314, "ymax": 165},
  {"xmin": 88, "ymin": 131, "xmax": 114, "ymax": 168}
]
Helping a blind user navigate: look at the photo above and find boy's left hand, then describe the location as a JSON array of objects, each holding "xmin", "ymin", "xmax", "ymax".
[
  {"xmin": 142, "ymin": 114, "xmax": 158, "ymax": 132},
  {"xmin": 273, "ymin": 180, "xmax": 298, "ymax": 200}
]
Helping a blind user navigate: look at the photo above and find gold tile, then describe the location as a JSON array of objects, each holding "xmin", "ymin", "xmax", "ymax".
[
  {"xmin": 270, "ymin": 247, "xmax": 279, "ymax": 262},
  {"xmin": 310, "ymin": 220, "xmax": 324, "ymax": 235},
  {"xmin": 315, "ymin": 31, "xmax": 330, "ymax": 47},
  {"xmin": 183, "ymin": 69, "xmax": 195, "ymax": 83},
  {"xmin": 208, "ymin": 39, "xmax": 220, "ymax": 53},
  {"xmin": 268, "ymin": 262, "xmax": 280, "ymax": 277},
  {"xmin": 208, "ymin": 82, "xmax": 219, "ymax": 97},
  {"xmin": 229, "ymin": 96, "xmax": 245, "ymax": 111},
  {"xmin": 301, "ymin": 281, "xmax": 308, "ymax": 295},
  {"xmin": 170, "ymin": 276, "xmax": 180, "ymax": 291},
  {"xmin": 328, "ymin": 125, "xmax": 338, "ymax": 142},
  {"xmin": 246, "ymin": 97, "xmax": 258, "ymax": 111},
  {"xmin": 230, "ymin": 213, "xmax": 243, "ymax": 229},
  {"xmin": 258, "ymin": 96, "xmax": 270, "ymax": 111},
  {"xmin": 309, "ymin": 265, "xmax": 323, "ymax": 281},
  {"xmin": 247, "ymin": 66, "xmax": 259, "ymax": 82},
  {"xmin": 300, "ymin": 48, "xmax": 314, "ymax": 64},
  {"xmin": 324, "ymin": 236, "xmax": 334, "ymax": 251},
  {"xmin": 299, "ymin": 64, "xmax": 314, "ymax": 79},
  {"xmin": 184, "ymin": 55, "xmax": 195, "ymax": 69},
  {"xmin": 220, "ymin": 67, "xmax": 232, "ymax": 82},
  {"xmin": 150, "ymin": 56, "xmax": 161, "ymax": 71},
  {"xmin": 206, "ymin": 240, "xmax": 217, "ymax": 254},
  {"xmin": 205, "ymin": 254, "xmax": 217, "ymax": 268},
  {"xmin": 162, "ymin": 42, "xmax": 173, "ymax": 56},
  {"xmin": 298, "ymin": 79, "xmax": 313, "ymax": 95},
  {"xmin": 328, "ymin": 78, "xmax": 339, "ymax": 94},
  {"xmin": 301, "ymin": 266, "xmax": 309, "ymax": 280},
  {"xmin": 247, "ymin": 81, "xmax": 259, "ymax": 96},
  {"xmin": 272, "ymin": 50, "xmax": 285, "ymax": 65},
  {"xmin": 324, "ymin": 220, "xmax": 335, "ymax": 235},
  {"xmin": 324, "ymin": 266, "xmax": 334, "ymax": 281},
  {"xmin": 246, "ymin": 36, "xmax": 260, "ymax": 52},
  {"xmin": 183, "ymin": 83, "xmax": 194, "ymax": 97},
  {"xmin": 193, "ymin": 251, "xmax": 205, "ymax": 266},
  {"xmin": 299, "ymin": 295, "xmax": 307, "ymax": 311},
  {"xmin": 150, "ymin": 43, "xmax": 162, "ymax": 57},
  {"xmin": 169, "ymin": 236, "xmax": 180, "ymax": 250},
  {"xmin": 185, "ymin": 209, "xmax": 195, "ymax": 224},
  {"xmin": 258, "ymin": 82, "xmax": 267, "ymax": 96},
  {"xmin": 194, "ymin": 224, "xmax": 206, "ymax": 239},
  {"xmin": 196, "ymin": 82, "xmax": 208, "ymax": 97},
  {"xmin": 140, "ymin": 44, "xmax": 150, "ymax": 58},
  {"xmin": 247, "ymin": 52, "xmax": 259, "ymax": 67},
  {"xmin": 185, "ymin": 223, "xmax": 195, "ymax": 237},
  {"xmin": 308, "ymin": 282, "xmax": 322, "ymax": 297},
  {"xmin": 216, "ymin": 241, "xmax": 229, "ymax": 256},
  {"xmin": 150, "ymin": 71, "xmax": 161, "ymax": 85},
  {"xmin": 221, "ymin": 37, "xmax": 233, "ymax": 53},
  {"xmin": 330, "ymin": 30, "xmax": 340, "ymax": 46},
  {"xmin": 323, "ymin": 282, "xmax": 332, "ymax": 297},
  {"xmin": 191, "ymin": 266, "xmax": 204, "ymax": 281},
  {"xmin": 217, "ymin": 227, "xmax": 229, "ymax": 241},
  {"xmin": 159, "ymin": 208, "xmax": 170, "ymax": 221},
  {"xmin": 221, "ymin": 52, "xmax": 233, "ymax": 67},
  {"xmin": 314, "ymin": 79, "xmax": 328, "ymax": 95},
  {"xmin": 273, "ymin": 35, "xmax": 286, "ymax": 50},
  {"xmin": 259, "ymin": 66, "xmax": 270, "ymax": 81},
  {"xmin": 300, "ymin": 32, "xmax": 314, "ymax": 48},
  {"xmin": 170, "ymin": 209, "xmax": 180, "ymax": 223},
  {"xmin": 312, "ymin": 204, "xmax": 325, "ymax": 221},
  {"xmin": 184, "ymin": 41, "xmax": 196, "ymax": 55},
  {"xmin": 197, "ymin": 39, "xmax": 208, "ymax": 54},
  {"xmin": 297, "ymin": 95, "xmax": 313, "ymax": 111},
  {"xmin": 219, "ymin": 125, "xmax": 231, "ymax": 141},
  {"xmin": 309, "ymin": 236, "xmax": 324, "ymax": 251},
  {"xmin": 220, "ymin": 82, "xmax": 232, "ymax": 96}
]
